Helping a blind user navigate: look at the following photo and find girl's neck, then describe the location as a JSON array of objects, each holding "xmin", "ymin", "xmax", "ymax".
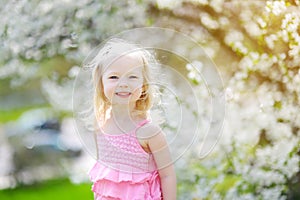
[
  {"xmin": 110, "ymin": 103, "xmax": 138, "ymax": 122},
  {"xmin": 105, "ymin": 106, "xmax": 144, "ymax": 134}
]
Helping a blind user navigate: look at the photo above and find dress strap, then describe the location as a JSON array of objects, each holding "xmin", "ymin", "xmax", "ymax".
[
  {"xmin": 136, "ymin": 119, "xmax": 150, "ymax": 128},
  {"xmin": 131, "ymin": 119, "xmax": 150, "ymax": 134},
  {"xmin": 127, "ymin": 119, "xmax": 150, "ymax": 136}
]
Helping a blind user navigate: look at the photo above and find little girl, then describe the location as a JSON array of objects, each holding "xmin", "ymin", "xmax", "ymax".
[{"xmin": 87, "ymin": 38, "xmax": 177, "ymax": 200}]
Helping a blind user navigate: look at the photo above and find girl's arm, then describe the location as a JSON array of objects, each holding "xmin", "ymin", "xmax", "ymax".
[{"xmin": 146, "ymin": 125, "xmax": 177, "ymax": 200}]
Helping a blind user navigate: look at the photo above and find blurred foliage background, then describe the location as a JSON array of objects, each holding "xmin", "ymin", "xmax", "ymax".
[{"xmin": 0, "ymin": 0, "xmax": 299, "ymax": 199}]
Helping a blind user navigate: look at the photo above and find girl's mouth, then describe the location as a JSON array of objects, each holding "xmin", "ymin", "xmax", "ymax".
[{"xmin": 115, "ymin": 92, "xmax": 132, "ymax": 97}]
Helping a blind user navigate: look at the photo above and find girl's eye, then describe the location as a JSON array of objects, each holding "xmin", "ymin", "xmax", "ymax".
[
  {"xmin": 129, "ymin": 75, "xmax": 138, "ymax": 79},
  {"xmin": 109, "ymin": 75, "xmax": 118, "ymax": 79}
]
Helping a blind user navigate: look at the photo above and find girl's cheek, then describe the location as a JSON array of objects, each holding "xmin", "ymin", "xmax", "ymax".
[
  {"xmin": 131, "ymin": 81, "xmax": 143, "ymax": 89},
  {"xmin": 104, "ymin": 83, "xmax": 117, "ymax": 96},
  {"xmin": 106, "ymin": 82, "xmax": 117, "ymax": 89}
]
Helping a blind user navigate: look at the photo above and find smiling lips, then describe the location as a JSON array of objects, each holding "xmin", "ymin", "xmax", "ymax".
[{"xmin": 115, "ymin": 92, "xmax": 132, "ymax": 98}]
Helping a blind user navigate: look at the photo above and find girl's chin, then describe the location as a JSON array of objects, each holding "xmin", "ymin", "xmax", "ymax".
[
  {"xmin": 110, "ymin": 99, "xmax": 137, "ymax": 105},
  {"xmin": 110, "ymin": 94, "xmax": 140, "ymax": 103}
]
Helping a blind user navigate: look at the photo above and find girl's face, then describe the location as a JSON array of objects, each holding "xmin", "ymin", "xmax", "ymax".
[{"xmin": 102, "ymin": 53, "xmax": 144, "ymax": 106}]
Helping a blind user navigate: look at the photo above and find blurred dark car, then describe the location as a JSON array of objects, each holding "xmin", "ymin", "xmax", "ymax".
[{"xmin": 5, "ymin": 109, "xmax": 81, "ymax": 184}]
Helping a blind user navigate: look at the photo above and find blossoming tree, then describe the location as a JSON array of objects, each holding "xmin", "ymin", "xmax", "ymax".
[
  {"xmin": 153, "ymin": 0, "xmax": 300, "ymax": 199},
  {"xmin": 0, "ymin": 0, "xmax": 149, "ymax": 110}
]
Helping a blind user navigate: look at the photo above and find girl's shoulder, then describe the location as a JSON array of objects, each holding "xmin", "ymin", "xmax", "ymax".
[{"xmin": 136, "ymin": 120, "xmax": 162, "ymax": 139}]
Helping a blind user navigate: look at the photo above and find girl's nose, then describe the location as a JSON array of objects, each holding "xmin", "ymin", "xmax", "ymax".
[{"xmin": 118, "ymin": 79, "xmax": 129, "ymax": 88}]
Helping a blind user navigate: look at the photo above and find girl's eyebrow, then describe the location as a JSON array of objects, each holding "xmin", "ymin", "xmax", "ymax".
[{"xmin": 104, "ymin": 70, "xmax": 119, "ymax": 75}]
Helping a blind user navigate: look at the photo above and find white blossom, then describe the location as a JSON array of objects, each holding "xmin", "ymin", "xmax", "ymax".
[
  {"xmin": 266, "ymin": 0, "xmax": 287, "ymax": 16},
  {"xmin": 156, "ymin": 0, "xmax": 182, "ymax": 9},
  {"xmin": 200, "ymin": 13, "xmax": 220, "ymax": 30}
]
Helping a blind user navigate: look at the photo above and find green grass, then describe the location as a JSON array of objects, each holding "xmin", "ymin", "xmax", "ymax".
[
  {"xmin": 0, "ymin": 105, "xmax": 72, "ymax": 124},
  {"xmin": 0, "ymin": 179, "xmax": 93, "ymax": 200},
  {"xmin": 0, "ymin": 107, "xmax": 31, "ymax": 124},
  {"xmin": 0, "ymin": 105, "xmax": 50, "ymax": 124}
]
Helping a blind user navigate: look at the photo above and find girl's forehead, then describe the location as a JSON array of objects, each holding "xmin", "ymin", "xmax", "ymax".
[{"xmin": 103, "ymin": 53, "xmax": 145, "ymax": 74}]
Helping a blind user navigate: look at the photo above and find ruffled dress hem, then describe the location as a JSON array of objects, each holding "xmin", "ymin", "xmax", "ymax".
[{"xmin": 89, "ymin": 162, "xmax": 162, "ymax": 200}]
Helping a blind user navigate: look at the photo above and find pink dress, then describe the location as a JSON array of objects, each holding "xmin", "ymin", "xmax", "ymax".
[{"xmin": 89, "ymin": 120, "xmax": 162, "ymax": 200}]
